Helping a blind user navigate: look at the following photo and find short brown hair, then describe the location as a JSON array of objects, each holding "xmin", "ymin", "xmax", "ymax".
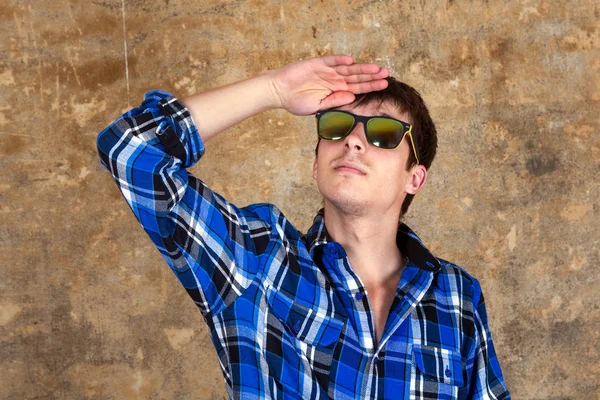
[{"xmin": 315, "ymin": 77, "xmax": 438, "ymax": 221}]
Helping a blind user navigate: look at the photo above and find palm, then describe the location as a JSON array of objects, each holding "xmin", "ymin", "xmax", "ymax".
[{"xmin": 271, "ymin": 55, "xmax": 389, "ymax": 116}]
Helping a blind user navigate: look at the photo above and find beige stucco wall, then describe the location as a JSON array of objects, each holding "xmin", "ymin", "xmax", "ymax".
[{"xmin": 1, "ymin": 0, "xmax": 598, "ymax": 398}]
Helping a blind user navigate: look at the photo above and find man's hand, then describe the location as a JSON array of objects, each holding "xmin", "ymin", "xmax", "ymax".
[
  {"xmin": 182, "ymin": 54, "xmax": 390, "ymax": 143},
  {"xmin": 270, "ymin": 55, "xmax": 390, "ymax": 115}
]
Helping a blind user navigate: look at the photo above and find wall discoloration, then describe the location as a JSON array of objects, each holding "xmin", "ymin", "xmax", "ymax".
[{"xmin": 2, "ymin": 0, "xmax": 599, "ymax": 398}]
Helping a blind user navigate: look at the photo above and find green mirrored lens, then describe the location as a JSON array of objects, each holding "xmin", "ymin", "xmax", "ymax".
[
  {"xmin": 319, "ymin": 111, "xmax": 355, "ymax": 140},
  {"xmin": 367, "ymin": 118, "xmax": 405, "ymax": 149}
]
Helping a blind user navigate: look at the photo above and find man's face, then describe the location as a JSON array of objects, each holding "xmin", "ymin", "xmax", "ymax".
[{"xmin": 312, "ymin": 100, "xmax": 427, "ymax": 217}]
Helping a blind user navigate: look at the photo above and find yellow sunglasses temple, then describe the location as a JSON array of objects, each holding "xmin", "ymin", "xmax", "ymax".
[{"xmin": 406, "ymin": 126, "xmax": 419, "ymax": 165}]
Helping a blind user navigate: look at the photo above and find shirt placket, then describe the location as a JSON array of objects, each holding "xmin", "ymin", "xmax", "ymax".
[
  {"xmin": 340, "ymin": 256, "xmax": 383, "ymax": 398},
  {"xmin": 323, "ymin": 243, "xmax": 380, "ymax": 397},
  {"xmin": 323, "ymin": 243, "xmax": 377, "ymax": 353},
  {"xmin": 339, "ymin": 259, "xmax": 377, "ymax": 350}
]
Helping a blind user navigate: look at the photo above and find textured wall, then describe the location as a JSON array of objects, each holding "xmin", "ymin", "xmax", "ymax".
[{"xmin": 2, "ymin": 0, "xmax": 599, "ymax": 398}]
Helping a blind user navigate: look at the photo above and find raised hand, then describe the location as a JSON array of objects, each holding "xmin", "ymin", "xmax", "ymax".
[{"xmin": 269, "ymin": 55, "xmax": 390, "ymax": 116}]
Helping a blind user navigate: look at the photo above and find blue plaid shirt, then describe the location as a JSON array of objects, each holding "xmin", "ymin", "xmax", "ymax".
[{"xmin": 96, "ymin": 90, "xmax": 510, "ymax": 399}]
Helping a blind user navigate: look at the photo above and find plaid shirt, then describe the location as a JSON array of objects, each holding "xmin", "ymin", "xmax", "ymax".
[{"xmin": 96, "ymin": 90, "xmax": 510, "ymax": 399}]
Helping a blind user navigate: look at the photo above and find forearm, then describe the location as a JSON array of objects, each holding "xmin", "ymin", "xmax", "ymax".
[{"xmin": 181, "ymin": 69, "xmax": 281, "ymax": 143}]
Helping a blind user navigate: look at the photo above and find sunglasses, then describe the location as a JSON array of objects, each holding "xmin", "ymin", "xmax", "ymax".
[{"xmin": 315, "ymin": 109, "xmax": 419, "ymax": 165}]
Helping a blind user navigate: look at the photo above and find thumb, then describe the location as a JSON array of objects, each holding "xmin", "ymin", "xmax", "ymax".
[{"xmin": 319, "ymin": 92, "xmax": 356, "ymax": 110}]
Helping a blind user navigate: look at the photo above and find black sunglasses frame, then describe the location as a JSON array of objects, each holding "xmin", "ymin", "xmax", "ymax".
[{"xmin": 314, "ymin": 109, "xmax": 419, "ymax": 164}]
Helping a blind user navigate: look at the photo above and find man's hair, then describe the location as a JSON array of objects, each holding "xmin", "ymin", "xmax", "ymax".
[{"xmin": 314, "ymin": 77, "xmax": 438, "ymax": 221}]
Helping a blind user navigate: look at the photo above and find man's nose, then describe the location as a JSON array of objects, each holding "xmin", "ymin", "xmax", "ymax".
[{"xmin": 343, "ymin": 122, "xmax": 367, "ymax": 152}]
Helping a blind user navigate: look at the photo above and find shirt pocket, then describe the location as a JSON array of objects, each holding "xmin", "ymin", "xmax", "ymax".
[
  {"xmin": 266, "ymin": 287, "xmax": 345, "ymax": 348},
  {"xmin": 412, "ymin": 344, "xmax": 466, "ymax": 387}
]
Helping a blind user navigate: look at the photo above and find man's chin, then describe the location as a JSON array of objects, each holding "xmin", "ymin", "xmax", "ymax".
[{"xmin": 323, "ymin": 194, "xmax": 370, "ymax": 217}]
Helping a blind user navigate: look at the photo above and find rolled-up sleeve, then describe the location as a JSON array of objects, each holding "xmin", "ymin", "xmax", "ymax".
[{"xmin": 96, "ymin": 90, "xmax": 272, "ymax": 317}]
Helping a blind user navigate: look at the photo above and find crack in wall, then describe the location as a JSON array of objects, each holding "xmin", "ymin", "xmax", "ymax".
[{"xmin": 121, "ymin": 0, "xmax": 130, "ymax": 108}]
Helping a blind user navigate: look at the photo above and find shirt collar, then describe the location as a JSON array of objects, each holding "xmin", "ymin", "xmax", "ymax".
[{"xmin": 304, "ymin": 208, "xmax": 441, "ymax": 273}]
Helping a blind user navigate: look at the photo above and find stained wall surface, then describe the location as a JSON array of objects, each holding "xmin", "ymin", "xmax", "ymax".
[{"xmin": 1, "ymin": 0, "xmax": 599, "ymax": 398}]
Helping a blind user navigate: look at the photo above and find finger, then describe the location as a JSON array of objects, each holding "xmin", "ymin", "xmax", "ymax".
[
  {"xmin": 376, "ymin": 67, "xmax": 390, "ymax": 79},
  {"xmin": 320, "ymin": 91, "xmax": 356, "ymax": 110},
  {"xmin": 343, "ymin": 68, "xmax": 390, "ymax": 84},
  {"xmin": 321, "ymin": 54, "xmax": 354, "ymax": 67},
  {"xmin": 346, "ymin": 79, "xmax": 389, "ymax": 94},
  {"xmin": 334, "ymin": 63, "xmax": 382, "ymax": 76}
]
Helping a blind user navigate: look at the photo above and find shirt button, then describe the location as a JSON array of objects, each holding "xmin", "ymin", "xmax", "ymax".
[
  {"xmin": 328, "ymin": 247, "xmax": 338, "ymax": 257},
  {"xmin": 354, "ymin": 292, "xmax": 363, "ymax": 301},
  {"xmin": 292, "ymin": 322, "xmax": 301, "ymax": 333},
  {"xmin": 445, "ymin": 366, "xmax": 452, "ymax": 377}
]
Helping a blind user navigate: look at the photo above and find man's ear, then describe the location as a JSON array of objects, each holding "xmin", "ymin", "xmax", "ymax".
[
  {"xmin": 312, "ymin": 157, "xmax": 318, "ymax": 180},
  {"xmin": 405, "ymin": 165, "xmax": 427, "ymax": 195}
]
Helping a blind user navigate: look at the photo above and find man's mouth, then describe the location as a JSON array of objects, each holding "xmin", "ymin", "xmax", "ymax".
[{"xmin": 334, "ymin": 161, "xmax": 366, "ymax": 175}]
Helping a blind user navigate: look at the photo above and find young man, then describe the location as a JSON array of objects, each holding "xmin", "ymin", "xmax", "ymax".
[{"xmin": 97, "ymin": 55, "xmax": 510, "ymax": 399}]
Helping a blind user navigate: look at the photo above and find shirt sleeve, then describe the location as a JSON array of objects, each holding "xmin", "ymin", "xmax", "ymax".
[
  {"xmin": 468, "ymin": 282, "xmax": 511, "ymax": 399},
  {"xmin": 96, "ymin": 90, "xmax": 272, "ymax": 317}
]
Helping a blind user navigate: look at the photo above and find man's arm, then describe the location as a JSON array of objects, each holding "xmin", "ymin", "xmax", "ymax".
[
  {"xmin": 96, "ymin": 55, "xmax": 389, "ymax": 316},
  {"xmin": 468, "ymin": 283, "xmax": 511, "ymax": 399},
  {"xmin": 181, "ymin": 55, "xmax": 390, "ymax": 142}
]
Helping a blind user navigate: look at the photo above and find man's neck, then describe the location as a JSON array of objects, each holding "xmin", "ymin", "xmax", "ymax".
[{"xmin": 323, "ymin": 203, "xmax": 405, "ymax": 288}]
